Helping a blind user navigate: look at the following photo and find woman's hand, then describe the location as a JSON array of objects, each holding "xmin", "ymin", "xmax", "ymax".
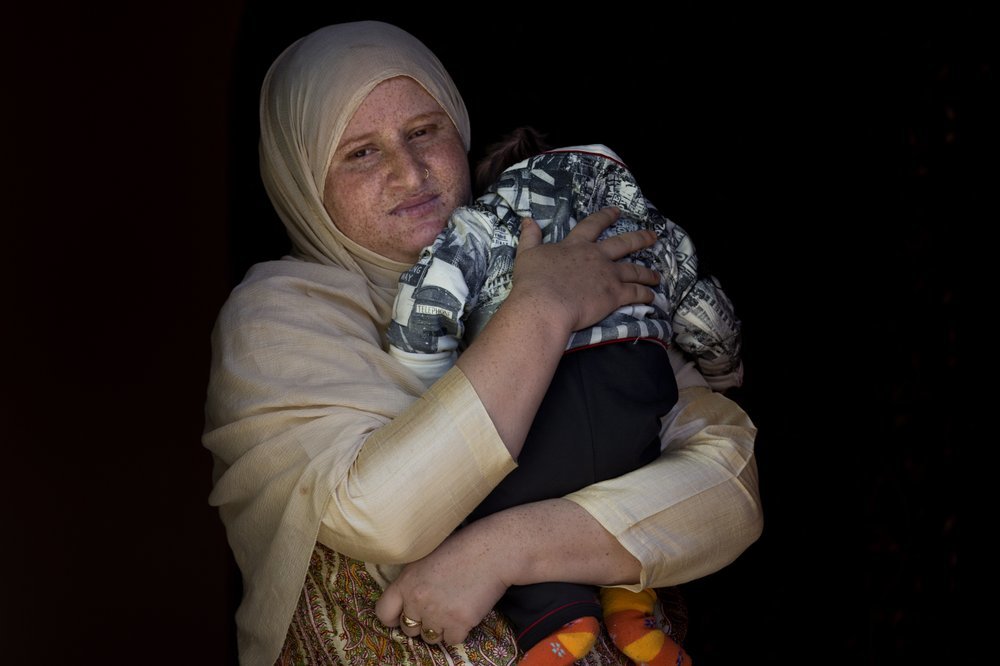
[
  {"xmin": 512, "ymin": 206, "xmax": 660, "ymax": 334},
  {"xmin": 374, "ymin": 520, "xmax": 512, "ymax": 646},
  {"xmin": 455, "ymin": 206, "xmax": 660, "ymax": 454},
  {"xmin": 374, "ymin": 499, "xmax": 641, "ymax": 646}
]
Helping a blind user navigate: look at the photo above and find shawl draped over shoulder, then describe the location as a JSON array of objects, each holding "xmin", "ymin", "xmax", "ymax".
[{"xmin": 204, "ymin": 21, "xmax": 483, "ymax": 665}]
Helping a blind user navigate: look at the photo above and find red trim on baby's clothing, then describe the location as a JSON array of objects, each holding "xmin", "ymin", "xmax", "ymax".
[
  {"xmin": 564, "ymin": 337, "xmax": 671, "ymax": 355},
  {"xmin": 542, "ymin": 146, "xmax": 629, "ymax": 168},
  {"xmin": 516, "ymin": 600, "xmax": 602, "ymax": 641}
]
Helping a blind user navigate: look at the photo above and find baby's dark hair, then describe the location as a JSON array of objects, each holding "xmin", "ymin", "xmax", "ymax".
[{"xmin": 474, "ymin": 126, "xmax": 551, "ymax": 195}]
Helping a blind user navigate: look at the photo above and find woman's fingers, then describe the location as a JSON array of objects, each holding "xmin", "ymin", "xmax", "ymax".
[
  {"xmin": 509, "ymin": 205, "xmax": 662, "ymax": 336},
  {"xmin": 375, "ymin": 587, "xmax": 450, "ymax": 644},
  {"xmin": 567, "ymin": 206, "xmax": 622, "ymax": 241},
  {"xmin": 374, "ymin": 527, "xmax": 511, "ymax": 647},
  {"xmin": 420, "ymin": 625, "xmax": 445, "ymax": 645},
  {"xmin": 601, "ymin": 227, "xmax": 659, "ymax": 261},
  {"xmin": 375, "ymin": 586, "xmax": 409, "ymax": 632},
  {"xmin": 618, "ymin": 257, "xmax": 661, "ymax": 291},
  {"xmin": 566, "ymin": 206, "xmax": 658, "ymax": 261}
]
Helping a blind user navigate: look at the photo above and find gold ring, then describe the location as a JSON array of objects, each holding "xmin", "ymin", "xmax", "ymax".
[
  {"xmin": 400, "ymin": 612, "xmax": 421, "ymax": 629},
  {"xmin": 424, "ymin": 167, "xmax": 430, "ymax": 180},
  {"xmin": 421, "ymin": 627, "xmax": 441, "ymax": 642}
]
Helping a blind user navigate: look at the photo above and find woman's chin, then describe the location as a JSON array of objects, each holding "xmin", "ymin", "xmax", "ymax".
[{"xmin": 409, "ymin": 219, "xmax": 448, "ymax": 254}]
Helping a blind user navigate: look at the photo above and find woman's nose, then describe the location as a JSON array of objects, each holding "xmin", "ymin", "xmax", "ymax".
[{"xmin": 390, "ymin": 147, "xmax": 426, "ymax": 189}]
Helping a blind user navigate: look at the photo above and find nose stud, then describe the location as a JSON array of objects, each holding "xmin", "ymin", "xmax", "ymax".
[{"xmin": 424, "ymin": 168, "xmax": 430, "ymax": 181}]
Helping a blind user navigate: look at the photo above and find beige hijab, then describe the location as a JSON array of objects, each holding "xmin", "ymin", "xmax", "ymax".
[
  {"xmin": 206, "ymin": 21, "xmax": 472, "ymax": 665},
  {"xmin": 259, "ymin": 19, "xmax": 470, "ymax": 319}
]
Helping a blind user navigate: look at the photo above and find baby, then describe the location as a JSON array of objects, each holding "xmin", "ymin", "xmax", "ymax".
[{"xmin": 389, "ymin": 128, "xmax": 742, "ymax": 666}]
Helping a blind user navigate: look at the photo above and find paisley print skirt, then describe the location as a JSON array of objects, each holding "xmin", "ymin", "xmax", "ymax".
[{"xmin": 277, "ymin": 543, "xmax": 688, "ymax": 665}]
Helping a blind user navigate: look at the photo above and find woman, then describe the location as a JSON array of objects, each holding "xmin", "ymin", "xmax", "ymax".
[{"xmin": 204, "ymin": 20, "xmax": 762, "ymax": 666}]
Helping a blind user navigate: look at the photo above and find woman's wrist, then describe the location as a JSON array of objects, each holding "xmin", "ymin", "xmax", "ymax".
[
  {"xmin": 455, "ymin": 290, "xmax": 570, "ymax": 455},
  {"xmin": 465, "ymin": 498, "xmax": 642, "ymax": 588},
  {"xmin": 502, "ymin": 280, "xmax": 576, "ymax": 340}
]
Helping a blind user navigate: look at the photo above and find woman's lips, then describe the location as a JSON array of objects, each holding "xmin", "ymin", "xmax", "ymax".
[{"xmin": 391, "ymin": 193, "xmax": 438, "ymax": 217}]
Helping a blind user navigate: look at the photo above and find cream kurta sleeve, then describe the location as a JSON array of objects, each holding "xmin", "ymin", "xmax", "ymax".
[
  {"xmin": 318, "ymin": 366, "xmax": 516, "ymax": 563},
  {"xmin": 205, "ymin": 260, "xmax": 522, "ymax": 665},
  {"xmin": 565, "ymin": 350, "xmax": 762, "ymax": 589}
]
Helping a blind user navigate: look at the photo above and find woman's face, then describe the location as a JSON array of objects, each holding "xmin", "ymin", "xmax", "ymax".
[{"xmin": 323, "ymin": 76, "xmax": 471, "ymax": 264}]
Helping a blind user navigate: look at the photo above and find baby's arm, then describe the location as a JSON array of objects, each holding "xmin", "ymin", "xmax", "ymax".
[
  {"xmin": 672, "ymin": 274, "xmax": 744, "ymax": 390},
  {"xmin": 387, "ymin": 206, "xmax": 497, "ymax": 387},
  {"xmin": 654, "ymin": 210, "xmax": 744, "ymax": 391}
]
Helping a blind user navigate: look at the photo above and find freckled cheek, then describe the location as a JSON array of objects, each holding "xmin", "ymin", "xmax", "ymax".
[
  {"xmin": 451, "ymin": 179, "xmax": 472, "ymax": 209},
  {"xmin": 338, "ymin": 179, "xmax": 382, "ymax": 218},
  {"xmin": 428, "ymin": 141, "xmax": 470, "ymax": 191},
  {"xmin": 438, "ymin": 161, "xmax": 471, "ymax": 205},
  {"xmin": 325, "ymin": 182, "xmax": 381, "ymax": 239}
]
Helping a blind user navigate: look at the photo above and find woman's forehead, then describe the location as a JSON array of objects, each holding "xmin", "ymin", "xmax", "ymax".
[{"xmin": 339, "ymin": 77, "xmax": 445, "ymax": 141}]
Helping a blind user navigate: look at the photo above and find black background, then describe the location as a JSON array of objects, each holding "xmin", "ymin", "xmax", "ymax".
[{"xmin": 5, "ymin": 3, "xmax": 985, "ymax": 664}]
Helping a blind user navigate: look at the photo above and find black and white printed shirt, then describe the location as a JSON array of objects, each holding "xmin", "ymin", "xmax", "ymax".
[{"xmin": 388, "ymin": 145, "xmax": 743, "ymax": 389}]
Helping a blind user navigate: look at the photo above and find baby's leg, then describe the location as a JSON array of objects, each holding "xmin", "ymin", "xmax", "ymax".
[
  {"xmin": 519, "ymin": 616, "xmax": 601, "ymax": 666},
  {"xmin": 602, "ymin": 587, "xmax": 692, "ymax": 665}
]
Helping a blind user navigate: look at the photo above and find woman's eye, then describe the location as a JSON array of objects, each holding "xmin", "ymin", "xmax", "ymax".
[{"xmin": 349, "ymin": 147, "xmax": 373, "ymax": 160}]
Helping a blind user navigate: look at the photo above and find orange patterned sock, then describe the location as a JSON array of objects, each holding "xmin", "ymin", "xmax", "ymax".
[
  {"xmin": 600, "ymin": 588, "xmax": 692, "ymax": 666},
  {"xmin": 518, "ymin": 616, "xmax": 600, "ymax": 666}
]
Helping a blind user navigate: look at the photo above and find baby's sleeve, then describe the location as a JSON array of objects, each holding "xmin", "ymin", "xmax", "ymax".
[{"xmin": 387, "ymin": 206, "xmax": 496, "ymax": 385}]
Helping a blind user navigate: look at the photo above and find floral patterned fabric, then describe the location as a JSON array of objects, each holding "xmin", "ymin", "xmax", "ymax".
[{"xmin": 278, "ymin": 543, "xmax": 689, "ymax": 665}]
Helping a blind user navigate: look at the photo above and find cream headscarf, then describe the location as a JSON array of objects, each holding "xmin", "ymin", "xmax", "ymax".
[
  {"xmin": 259, "ymin": 19, "xmax": 471, "ymax": 318},
  {"xmin": 207, "ymin": 21, "xmax": 474, "ymax": 665}
]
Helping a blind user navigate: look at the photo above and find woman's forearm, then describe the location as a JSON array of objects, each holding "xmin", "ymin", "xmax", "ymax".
[
  {"xmin": 463, "ymin": 498, "xmax": 643, "ymax": 588},
  {"xmin": 373, "ymin": 496, "xmax": 642, "ymax": 644},
  {"xmin": 455, "ymin": 288, "xmax": 568, "ymax": 457},
  {"xmin": 318, "ymin": 367, "xmax": 517, "ymax": 564},
  {"xmin": 451, "ymin": 371, "xmax": 762, "ymax": 591}
]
